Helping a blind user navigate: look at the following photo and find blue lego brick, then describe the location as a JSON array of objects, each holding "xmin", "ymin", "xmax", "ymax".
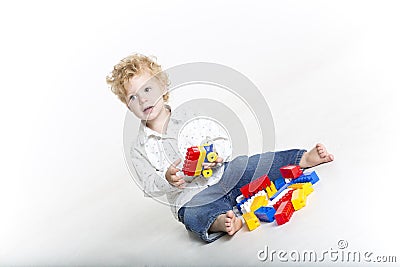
[
  {"xmin": 236, "ymin": 202, "xmax": 242, "ymax": 213},
  {"xmin": 289, "ymin": 176, "xmax": 312, "ymax": 185},
  {"xmin": 306, "ymin": 171, "xmax": 320, "ymax": 184},
  {"xmin": 290, "ymin": 171, "xmax": 320, "ymax": 185},
  {"xmin": 274, "ymin": 177, "xmax": 286, "ymax": 191},
  {"xmin": 203, "ymin": 144, "xmax": 214, "ymax": 163},
  {"xmin": 254, "ymin": 206, "xmax": 276, "ymax": 222},
  {"xmin": 236, "ymin": 197, "xmax": 249, "ymax": 214},
  {"xmin": 269, "ymin": 183, "xmax": 290, "ymax": 201}
]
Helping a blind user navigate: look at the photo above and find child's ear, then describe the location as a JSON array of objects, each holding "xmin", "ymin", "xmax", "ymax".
[{"xmin": 162, "ymin": 88, "xmax": 169, "ymax": 102}]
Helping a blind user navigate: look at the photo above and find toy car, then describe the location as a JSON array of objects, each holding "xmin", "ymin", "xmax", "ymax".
[{"xmin": 182, "ymin": 143, "xmax": 218, "ymax": 178}]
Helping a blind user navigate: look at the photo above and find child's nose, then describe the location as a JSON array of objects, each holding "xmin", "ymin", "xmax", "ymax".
[{"xmin": 138, "ymin": 96, "xmax": 147, "ymax": 105}]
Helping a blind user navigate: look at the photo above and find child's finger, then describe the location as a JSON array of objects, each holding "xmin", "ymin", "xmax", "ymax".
[
  {"xmin": 170, "ymin": 167, "xmax": 179, "ymax": 175},
  {"xmin": 172, "ymin": 174, "xmax": 183, "ymax": 183},
  {"xmin": 216, "ymin": 157, "xmax": 224, "ymax": 163},
  {"xmin": 174, "ymin": 179, "xmax": 185, "ymax": 188},
  {"xmin": 171, "ymin": 158, "xmax": 182, "ymax": 168},
  {"xmin": 171, "ymin": 165, "xmax": 182, "ymax": 173},
  {"xmin": 202, "ymin": 163, "xmax": 216, "ymax": 169}
]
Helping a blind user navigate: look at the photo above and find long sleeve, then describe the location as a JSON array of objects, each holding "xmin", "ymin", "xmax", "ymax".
[{"xmin": 130, "ymin": 145, "xmax": 177, "ymax": 197}]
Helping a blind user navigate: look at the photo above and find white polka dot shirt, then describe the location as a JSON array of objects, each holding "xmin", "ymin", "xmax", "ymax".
[{"xmin": 130, "ymin": 105, "xmax": 232, "ymax": 220}]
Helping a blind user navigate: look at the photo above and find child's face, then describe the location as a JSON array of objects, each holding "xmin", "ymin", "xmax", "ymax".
[{"xmin": 124, "ymin": 72, "xmax": 167, "ymax": 121}]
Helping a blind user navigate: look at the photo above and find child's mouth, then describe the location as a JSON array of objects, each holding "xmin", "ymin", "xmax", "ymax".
[{"xmin": 143, "ymin": 106, "xmax": 154, "ymax": 114}]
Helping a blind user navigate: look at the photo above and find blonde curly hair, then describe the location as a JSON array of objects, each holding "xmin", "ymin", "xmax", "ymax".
[{"xmin": 106, "ymin": 53, "xmax": 170, "ymax": 105}]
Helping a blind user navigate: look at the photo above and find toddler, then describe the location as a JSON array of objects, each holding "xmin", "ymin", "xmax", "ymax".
[{"xmin": 106, "ymin": 53, "xmax": 334, "ymax": 243}]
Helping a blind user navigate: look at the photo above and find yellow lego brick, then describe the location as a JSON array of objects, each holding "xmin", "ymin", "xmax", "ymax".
[
  {"xmin": 196, "ymin": 146, "xmax": 207, "ymax": 176},
  {"xmin": 302, "ymin": 182, "xmax": 314, "ymax": 196},
  {"xmin": 270, "ymin": 183, "xmax": 277, "ymax": 194},
  {"xmin": 265, "ymin": 183, "xmax": 277, "ymax": 199},
  {"xmin": 289, "ymin": 182, "xmax": 314, "ymax": 196},
  {"xmin": 250, "ymin": 195, "xmax": 268, "ymax": 212},
  {"xmin": 242, "ymin": 212, "xmax": 260, "ymax": 231},
  {"xmin": 288, "ymin": 183, "xmax": 304, "ymax": 190},
  {"xmin": 291, "ymin": 188, "xmax": 306, "ymax": 211}
]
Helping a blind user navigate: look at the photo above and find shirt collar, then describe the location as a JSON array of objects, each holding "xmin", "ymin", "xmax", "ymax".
[{"xmin": 138, "ymin": 104, "xmax": 185, "ymax": 145}]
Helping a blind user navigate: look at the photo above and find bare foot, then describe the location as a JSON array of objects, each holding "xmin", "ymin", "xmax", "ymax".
[
  {"xmin": 299, "ymin": 143, "xmax": 334, "ymax": 168},
  {"xmin": 209, "ymin": 210, "xmax": 243, "ymax": 235}
]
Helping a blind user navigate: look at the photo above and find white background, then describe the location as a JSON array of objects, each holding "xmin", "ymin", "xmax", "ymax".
[{"xmin": 1, "ymin": 0, "xmax": 399, "ymax": 266}]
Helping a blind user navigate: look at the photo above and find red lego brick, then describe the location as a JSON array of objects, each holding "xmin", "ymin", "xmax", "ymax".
[
  {"xmin": 240, "ymin": 175, "xmax": 272, "ymax": 198},
  {"xmin": 273, "ymin": 189, "xmax": 294, "ymax": 210},
  {"xmin": 275, "ymin": 200, "xmax": 295, "ymax": 225},
  {"xmin": 240, "ymin": 184, "xmax": 251, "ymax": 198},
  {"xmin": 280, "ymin": 165, "xmax": 303, "ymax": 179},
  {"xmin": 183, "ymin": 146, "xmax": 201, "ymax": 176},
  {"xmin": 182, "ymin": 159, "xmax": 197, "ymax": 176},
  {"xmin": 186, "ymin": 146, "xmax": 200, "ymax": 160}
]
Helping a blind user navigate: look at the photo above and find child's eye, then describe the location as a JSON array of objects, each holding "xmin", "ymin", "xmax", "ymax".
[
  {"xmin": 144, "ymin": 87, "xmax": 151, "ymax": 92},
  {"xmin": 129, "ymin": 95, "xmax": 137, "ymax": 102}
]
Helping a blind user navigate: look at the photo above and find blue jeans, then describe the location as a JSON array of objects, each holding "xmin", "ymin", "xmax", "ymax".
[{"xmin": 177, "ymin": 149, "xmax": 306, "ymax": 243}]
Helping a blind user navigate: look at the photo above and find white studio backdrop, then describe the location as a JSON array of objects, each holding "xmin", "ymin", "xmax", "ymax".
[{"xmin": 0, "ymin": 0, "xmax": 399, "ymax": 266}]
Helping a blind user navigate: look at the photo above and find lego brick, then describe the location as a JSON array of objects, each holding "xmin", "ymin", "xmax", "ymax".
[
  {"xmin": 290, "ymin": 171, "xmax": 320, "ymax": 185},
  {"xmin": 240, "ymin": 175, "xmax": 272, "ymax": 198},
  {"xmin": 236, "ymin": 194, "xmax": 245, "ymax": 204},
  {"xmin": 273, "ymin": 189, "xmax": 295, "ymax": 210},
  {"xmin": 240, "ymin": 191, "xmax": 267, "ymax": 214},
  {"xmin": 273, "ymin": 177, "xmax": 286, "ymax": 191},
  {"xmin": 195, "ymin": 146, "xmax": 206, "ymax": 176},
  {"xmin": 248, "ymin": 175, "xmax": 271, "ymax": 194},
  {"xmin": 280, "ymin": 165, "xmax": 303, "ymax": 179},
  {"xmin": 304, "ymin": 171, "xmax": 320, "ymax": 184},
  {"xmin": 240, "ymin": 184, "xmax": 251, "ymax": 199},
  {"xmin": 289, "ymin": 182, "xmax": 314, "ymax": 196},
  {"xmin": 291, "ymin": 188, "xmax": 306, "ymax": 211},
  {"xmin": 289, "ymin": 175, "xmax": 313, "ymax": 185},
  {"xmin": 254, "ymin": 206, "xmax": 276, "ymax": 222},
  {"xmin": 302, "ymin": 182, "xmax": 314, "ymax": 196},
  {"xmin": 250, "ymin": 195, "xmax": 268, "ymax": 212},
  {"xmin": 303, "ymin": 183, "xmax": 314, "ymax": 196},
  {"xmin": 186, "ymin": 146, "xmax": 200, "ymax": 159},
  {"xmin": 182, "ymin": 159, "xmax": 196, "ymax": 176},
  {"xmin": 274, "ymin": 200, "xmax": 295, "ymax": 225},
  {"xmin": 242, "ymin": 212, "xmax": 260, "ymax": 231},
  {"xmin": 270, "ymin": 183, "xmax": 290, "ymax": 201},
  {"xmin": 265, "ymin": 183, "xmax": 278, "ymax": 199},
  {"xmin": 241, "ymin": 202, "xmax": 251, "ymax": 214},
  {"xmin": 182, "ymin": 144, "xmax": 218, "ymax": 177},
  {"xmin": 202, "ymin": 144, "xmax": 214, "ymax": 162}
]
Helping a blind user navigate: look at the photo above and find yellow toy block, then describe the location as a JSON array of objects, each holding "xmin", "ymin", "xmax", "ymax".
[
  {"xmin": 289, "ymin": 182, "xmax": 314, "ymax": 196},
  {"xmin": 250, "ymin": 195, "xmax": 268, "ymax": 212},
  {"xmin": 302, "ymin": 182, "xmax": 314, "ymax": 196},
  {"xmin": 194, "ymin": 146, "xmax": 206, "ymax": 176},
  {"xmin": 291, "ymin": 188, "xmax": 306, "ymax": 210},
  {"xmin": 288, "ymin": 183, "xmax": 304, "ymax": 190},
  {"xmin": 242, "ymin": 212, "xmax": 260, "ymax": 231},
  {"xmin": 265, "ymin": 183, "xmax": 277, "ymax": 199},
  {"xmin": 270, "ymin": 183, "xmax": 277, "ymax": 194}
]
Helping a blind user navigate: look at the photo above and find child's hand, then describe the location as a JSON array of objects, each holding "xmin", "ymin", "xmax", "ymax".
[
  {"xmin": 202, "ymin": 157, "xmax": 224, "ymax": 169},
  {"xmin": 165, "ymin": 158, "xmax": 186, "ymax": 188}
]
